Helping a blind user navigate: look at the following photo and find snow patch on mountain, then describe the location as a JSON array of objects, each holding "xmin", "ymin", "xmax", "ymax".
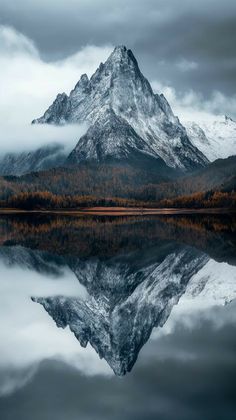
[
  {"xmin": 184, "ymin": 259, "xmax": 236, "ymax": 305},
  {"xmin": 185, "ymin": 115, "xmax": 236, "ymax": 161},
  {"xmin": 151, "ymin": 258, "xmax": 236, "ymax": 340}
]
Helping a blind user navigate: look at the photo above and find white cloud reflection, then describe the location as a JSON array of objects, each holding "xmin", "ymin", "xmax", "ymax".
[{"xmin": 0, "ymin": 254, "xmax": 111, "ymax": 395}]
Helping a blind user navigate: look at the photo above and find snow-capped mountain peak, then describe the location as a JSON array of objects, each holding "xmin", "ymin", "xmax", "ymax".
[{"xmin": 32, "ymin": 45, "xmax": 208, "ymax": 171}]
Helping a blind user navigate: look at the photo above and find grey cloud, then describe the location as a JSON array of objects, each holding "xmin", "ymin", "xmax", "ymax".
[{"xmin": 0, "ymin": 0, "xmax": 236, "ymax": 99}]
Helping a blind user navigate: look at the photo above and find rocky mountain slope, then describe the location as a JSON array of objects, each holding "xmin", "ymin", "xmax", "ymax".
[
  {"xmin": 33, "ymin": 46, "xmax": 208, "ymax": 171},
  {"xmin": 185, "ymin": 115, "xmax": 236, "ymax": 162}
]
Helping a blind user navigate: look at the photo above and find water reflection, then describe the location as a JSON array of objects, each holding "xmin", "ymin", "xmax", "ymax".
[{"xmin": 0, "ymin": 214, "xmax": 235, "ymax": 379}]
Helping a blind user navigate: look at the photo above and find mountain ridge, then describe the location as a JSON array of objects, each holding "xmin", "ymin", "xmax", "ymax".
[{"xmin": 185, "ymin": 115, "xmax": 236, "ymax": 162}]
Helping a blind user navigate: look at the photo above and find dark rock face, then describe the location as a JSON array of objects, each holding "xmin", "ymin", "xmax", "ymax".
[{"xmin": 33, "ymin": 46, "xmax": 208, "ymax": 171}]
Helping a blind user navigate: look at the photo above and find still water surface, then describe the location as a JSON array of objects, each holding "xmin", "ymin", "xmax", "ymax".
[{"xmin": 0, "ymin": 214, "xmax": 236, "ymax": 420}]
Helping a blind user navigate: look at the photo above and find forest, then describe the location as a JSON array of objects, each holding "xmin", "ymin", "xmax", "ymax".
[
  {"xmin": 0, "ymin": 190, "xmax": 235, "ymax": 210},
  {"xmin": 0, "ymin": 156, "xmax": 235, "ymax": 210}
]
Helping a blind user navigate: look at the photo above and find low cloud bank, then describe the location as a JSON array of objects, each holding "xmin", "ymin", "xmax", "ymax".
[
  {"xmin": 0, "ymin": 123, "xmax": 87, "ymax": 155},
  {"xmin": 152, "ymin": 80, "xmax": 236, "ymax": 123}
]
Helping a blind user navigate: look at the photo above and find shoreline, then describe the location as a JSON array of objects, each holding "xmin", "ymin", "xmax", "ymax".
[{"xmin": 0, "ymin": 207, "xmax": 235, "ymax": 216}]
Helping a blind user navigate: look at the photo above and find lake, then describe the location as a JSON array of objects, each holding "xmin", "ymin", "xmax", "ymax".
[{"xmin": 0, "ymin": 213, "xmax": 236, "ymax": 420}]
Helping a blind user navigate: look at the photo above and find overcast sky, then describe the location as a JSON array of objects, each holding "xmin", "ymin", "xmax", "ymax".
[
  {"xmin": 1, "ymin": 0, "xmax": 236, "ymax": 93},
  {"xmin": 0, "ymin": 0, "xmax": 236, "ymax": 153}
]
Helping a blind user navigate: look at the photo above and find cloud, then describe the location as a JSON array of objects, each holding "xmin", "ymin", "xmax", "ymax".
[
  {"xmin": 176, "ymin": 59, "xmax": 198, "ymax": 72},
  {"xmin": 0, "ymin": 123, "xmax": 88, "ymax": 155},
  {"xmin": 0, "ymin": 25, "xmax": 38, "ymax": 56},
  {"xmin": 152, "ymin": 80, "xmax": 236, "ymax": 122},
  {"xmin": 0, "ymin": 25, "xmax": 113, "ymax": 154},
  {"xmin": 1, "ymin": 0, "xmax": 236, "ymax": 99},
  {"xmin": 0, "ymin": 25, "xmax": 112, "ymax": 124},
  {"xmin": 0, "ymin": 367, "xmax": 37, "ymax": 397}
]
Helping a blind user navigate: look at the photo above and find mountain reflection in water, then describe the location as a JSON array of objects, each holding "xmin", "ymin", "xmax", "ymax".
[{"xmin": 0, "ymin": 213, "xmax": 235, "ymax": 377}]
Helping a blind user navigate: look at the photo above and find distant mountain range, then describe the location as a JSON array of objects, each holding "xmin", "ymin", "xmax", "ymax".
[{"xmin": 185, "ymin": 115, "xmax": 236, "ymax": 162}]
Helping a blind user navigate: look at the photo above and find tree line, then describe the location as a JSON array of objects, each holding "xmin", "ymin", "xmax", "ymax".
[{"xmin": 0, "ymin": 190, "xmax": 235, "ymax": 210}]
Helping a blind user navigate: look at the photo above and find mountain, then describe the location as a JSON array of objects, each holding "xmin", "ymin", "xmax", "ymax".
[
  {"xmin": 67, "ymin": 108, "xmax": 177, "ymax": 177},
  {"xmin": 32, "ymin": 247, "xmax": 206, "ymax": 376},
  {"xmin": 0, "ymin": 144, "xmax": 66, "ymax": 176},
  {"xmin": 33, "ymin": 46, "xmax": 208, "ymax": 171},
  {"xmin": 185, "ymin": 115, "xmax": 236, "ymax": 161}
]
